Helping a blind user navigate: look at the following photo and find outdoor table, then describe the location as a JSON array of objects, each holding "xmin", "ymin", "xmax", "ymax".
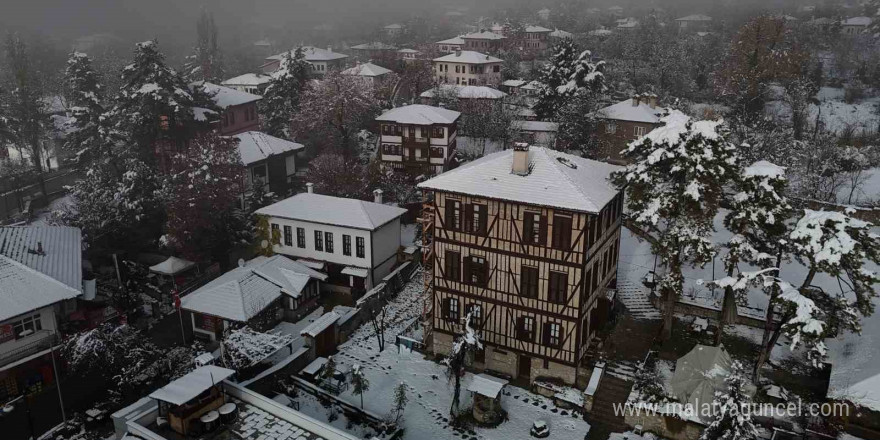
[
  {"xmin": 200, "ymin": 410, "xmax": 220, "ymax": 432},
  {"xmin": 218, "ymin": 402, "xmax": 238, "ymax": 424}
]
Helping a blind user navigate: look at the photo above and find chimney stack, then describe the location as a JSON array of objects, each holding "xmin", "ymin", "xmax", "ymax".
[
  {"xmin": 512, "ymin": 143, "xmax": 531, "ymax": 176},
  {"xmin": 455, "ymin": 48, "xmax": 462, "ymax": 57},
  {"xmin": 373, "ymin": 189, "xmax": 383, "ymax": 204},
  {"xmin": 306, "ymin": 182, "xmax": 314, "ymax": 193},
  {"xmin": 631, "ymin": 94, "xmax": 641, "ymax": 107},
  {"xmin": 648, "ymin": 93, "xmax": 657, "ymax": 109}
]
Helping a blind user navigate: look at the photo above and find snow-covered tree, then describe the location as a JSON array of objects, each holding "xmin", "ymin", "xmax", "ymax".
[
  {"xmin": 699, "ymin": 361, "xmax": 759, "ymax": 440},
  {"xmin": 220, "ymin": 327, "xmax": 294, "ymax": 370},
  {"xmin": 183, "ymin": 8, "xmax": 224, "ymax": 82},
  {"xmin": 109, "ymin": 40, "xmax": 196, "ymax": 163},
  {"xmin": 293, "ymin": 70, "xmax": 381, "ymax": 152},
  {"xmin": 443, "ymin": 312, "xmax": 482, "ymax": 417},
  {"xmin": 260, "ymin": 48, "xmax": 310, "ymax": 139},
  {"xmin": 350, "ymin": 364, "xmax": 371, "ymax": 409},
  {"xmin": 533, "ymin": 39, "xmax": 604, "ymax": 120},
  {"xmin": 612, "ymin": 110, "xmax": 739, "ymax": 341},
  {"xmin": 364, "ymin": 294, "xmax": 389, "ymax": 352},
  {"xmin": 392, "ymin": 382, "xmax": 409, "ymax": 424},
  {"xmin": 303, "ymin": 152, "xmax": 377, "ymax": 200},
  {"xmin": 161, "ymin": 133, "xmax": 249, "ymax": 262},
  {"xmin": 63, "ymin": 51, "xmax": 114, "ymax": 164}
]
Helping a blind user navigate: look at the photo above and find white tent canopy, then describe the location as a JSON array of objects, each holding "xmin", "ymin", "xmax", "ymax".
[
  {"xmin": 149, "ymin": 256, "xmax": 196, "ymax": 276},
  {"xmin": 149, "ymin": 366, "xmax": 235, "ymax": 406},
  {"xmin": 670, "ymin": 344, "xmax": 732, "ymax": 420}
]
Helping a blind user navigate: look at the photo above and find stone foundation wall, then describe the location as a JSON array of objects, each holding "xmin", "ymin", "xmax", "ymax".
[
  {"xmin": 530, "ymin": 358, "xmax": 576, "ymax": 385},
  {"xmin": 624, "ymin": 413, "xmax": 705, "ymax": 440},
  {"xmin": 485, "ymin": 346, "xmax": 518, "ymax": 378}
]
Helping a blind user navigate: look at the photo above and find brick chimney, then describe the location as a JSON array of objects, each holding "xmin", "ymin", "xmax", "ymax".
[
  {"xmin": 512, "ymin": 143, "xmax": 531, "ymax": 176},
  {"xmin": 373, "ymin": 189, "xmax": 383, "ymax": 204},
  {"xmin": 306, "ymin": 182, "xmax": 314, "ymax": 193}
]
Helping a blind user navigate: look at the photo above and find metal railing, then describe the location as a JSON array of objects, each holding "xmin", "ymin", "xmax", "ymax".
[{"xmin": 0, "ymin": 330, "xmax": 57, "ymax": 367}]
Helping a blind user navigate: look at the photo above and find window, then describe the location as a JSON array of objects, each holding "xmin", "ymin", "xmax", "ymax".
[
  {"xmin": 605, "ymin": 121, "xmax": 617, "ymax": 134},
  {"xmin": 517, "ymin": 316, "xmax": 535, "ymax": 341},
  {"xmin": 443, "ymin": 298, "xmax": 460, "ymax": 321},
  {"xmin": 548, "ymin": 271, "xmax": 568, "ymax": 304},
  {"xmin": 466, "ymin": 256, "xmax": 488, "ymax": 286},
  {"xmin": 466, "ymin": 304, "xmax": 482, "ymax": 326},
  {"xmin": 432, "ymin": 126, "xmax": 445, "ymax": 137},
  {"xmin": 445, "ymin": 250, "xmax": 461, "ymax": 281},
  {"xmin": 343, "ymin": 235, "xmax": 352, "ymax": 256},
  {"xmin": 445, "ymin": 200, "xmax": 462, "ymax": 230},
  {"xmin": 283, "ymin": 226, "xmax": 292, "ymax": 246},
  {"xmin": 520, "ymin": 266, "xmax": 539, "ymax": 298},
  {"xmin": 551, "ymin": 215, "xmax": 572, "ymax": 250},
  {"xmin": 314, "ymin": 230, "xmax": 323, "ymax": 251},
  {"xmin": 271, "ymin": 223, "xmax": 280, "ymax": 241},
  {"xmin": 297, "ymin": 227, "xmax": 306, "ymax": 248},
  {"xmin": 325, "ymin": 232, "xmax": 334, "ymax": 253},
  {"xmin": 466, "ymin": 204, "xmax": 487, "ymax": 235},
  {"xmin": 356, "ymin": 237, "xmax": 365, "ymax": 258},
  {"xmin": 522, "ymin": 212, "xmax": 543, "ymax": 245},
  {"xmin": 543, "ymin": 322, "xmax": 562, "ymax": 347},
  {"xmin": 12, "ymin": 314, "xmax": 42, "ymax": 339},
  {"xmin": 634, "ymin": 125, "xmax": 647, "ymax": 137},
  {"xmin": 228, "ymin": 110, "xmax": 235, "ymax": 125},
  {"xmin": 493, "ymin": 65, "xmax": 500, "ymax": 72}
]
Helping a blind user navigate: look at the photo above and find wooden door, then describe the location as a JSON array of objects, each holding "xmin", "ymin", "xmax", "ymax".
[{"xmin": 518, "ymin": 354, "xmax": 532, "ymax": 380}]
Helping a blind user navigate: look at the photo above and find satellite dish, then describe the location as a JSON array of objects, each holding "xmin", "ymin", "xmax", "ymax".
[{"xmin": 261, "ymin": 240, "xmax": 269, "ymax": 249}]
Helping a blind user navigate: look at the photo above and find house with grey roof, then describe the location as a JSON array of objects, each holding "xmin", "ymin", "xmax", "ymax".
[
  {"xmin": 376, "ymin": 104, "xmax": 462, "ymax": 175},
  {"xmin": 255, "ymin": 189, "xmax": 407, "ymax": 296}
]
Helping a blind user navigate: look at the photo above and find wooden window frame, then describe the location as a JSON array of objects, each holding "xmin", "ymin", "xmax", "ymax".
[
  {"xmin": 551, "ymin": 215, "xmax": 572, "ymax": 250},
  {"xmin": 343, "ymin": 235, "xmax": 352, "ymax": 256},
  {"xmin": 325, "ymin": 232, "xmax": 334, "ymax": 253},
  {"xmin": 445, "ymin": 250, "xmax": 461, "ymax": 282},
  {"xmin": 296, "ymin": 227, "xmax": 306, "ymax": 248},
  {"xmin": 314, "ymin": 230, "xmax": 323, "ymax": 252},
  {"xmin": 520, "ymin": 265, "xmax": 539, "ymax": 298},
  {"xmin": 283, "ymin": 226, "xmax": 293, "ymax": 247},
  {"xmin": 356, "ymin": 237, "xmax": 365, "ymax": 258},
  {"xmin": 548, "ymin": 271, "xmax": 568, "ymax": 304}
]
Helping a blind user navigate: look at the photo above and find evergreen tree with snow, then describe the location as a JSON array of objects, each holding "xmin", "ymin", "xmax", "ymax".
[
  {"xmin": 350, "ymin": 364, "xmax": 371, "ymax": 409},
  {"xmin": 392, "ymin": 382, "xmax": 409, "ymax": 424},
  {"xmin": 183, "ymin": 8, "xmax": 224, "ymax": 82},
  {"xmin": 443, "ymin": 312, "xmax": 482, "ymax": 417},
  {"xmin": 533, "ymin": 39, "xmax": 604, "ymax": 121},
  {"xmin": 699, "ymin": 361, "xmax": 759, "ymax": 440},
  {"xmin": 612, "ymin": 110, "xmax": 739, "ymax": 341},
  {"xmin": 109, "ymin": 40, "xmax": 196, "ymax": 164},
  {"xmin": 260, "ymin": 48, "xmax": 310, "ymax": 139},
  {"xmin": 64, "ymin": 51, "xmax": 114, "ymax": 164}
]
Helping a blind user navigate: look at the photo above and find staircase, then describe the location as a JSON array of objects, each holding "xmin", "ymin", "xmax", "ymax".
[
  {"xmin": 586, "ymin": 374, "xmax": 633, "ymax": 440},
  {"xmin": 604, "ymin": 360, "xmax": 639, "ymax": 382},
  {"xmin": 616, "ymin": 281, "xmax": 661, "ymax": 320}
]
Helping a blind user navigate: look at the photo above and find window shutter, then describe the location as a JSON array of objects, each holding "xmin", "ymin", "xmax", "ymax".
[
  {"xmin": 482, "ymin": 260, "xmax": 490, "ymax": 286},
  {"xmin": 542, "ymin": 322, "xmax": 551, "ymax": 346},
  {"xmin": 478, "ymin": 208, "xmax": 488, "ymax": 235},
  {"xmin": 516, "ymin": 317, "xmax": 525, "ymax": 339},
  {"xmin": 465, "ymin": 204, "xmax": 474, "ymax": 232},
  {"xmin": 464, "ymin": 257, "xmax": 472, "ymax": 284},
  {"xmin": 539, "ymin": 214, "xmax": 548, "ymax": 245},
  {"xmin": 442, "ymin": 298, "xmax": 451, "ymax": 320},
  {"xmin": 445, "ymin": 203, "xmax": 455, "ymax": 230}
]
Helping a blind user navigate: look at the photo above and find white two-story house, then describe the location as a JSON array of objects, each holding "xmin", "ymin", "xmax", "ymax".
[
  {"xmin": 0, "ymin": 226, "xmax": 82, "ymax": 402},
  {"xmin": 433, "ymin": 50, "xmax": 504, "ymax": 87},
  {"xmin": 255, "ymin": 188, "xmax": 407, "ymax": 296},
  {"xmin": 376, "ymin": 104, "xmax": 460, "ymax": 176}
]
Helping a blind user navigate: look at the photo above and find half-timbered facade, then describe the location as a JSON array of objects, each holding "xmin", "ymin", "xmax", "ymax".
[
  {"xmin": 418, "ymin": 145, "xmax": 623, "ymax": 385},
  {"xmin": 376, "ymin": 104, "xmax": 460, "ymax": 176}
]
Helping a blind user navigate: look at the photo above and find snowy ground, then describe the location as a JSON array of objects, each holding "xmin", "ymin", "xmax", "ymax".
[
  {"xmin": 279, "ymin": 269, "xmax": 591, "ymax": 440},
  {"xmin": 766, "ymin": 86, "xmax": 880, "ymax": 136},
  {"xmin": 456, "ymin": 136, "xmax": 504, "ymax": 158}
]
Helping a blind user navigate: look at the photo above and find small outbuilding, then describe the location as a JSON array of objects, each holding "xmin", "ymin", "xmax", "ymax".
[
  {"xmin": 670, "ymin": 344, "xmax": 732, "ymax": 421},
  {"xmin": 468, "ymin": 373, "xmax": 508, "ymax": 424}
]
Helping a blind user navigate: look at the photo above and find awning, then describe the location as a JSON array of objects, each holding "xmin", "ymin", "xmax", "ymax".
[
  {"xmin": 149, "ymin": 366, "xmax": 235, "ymax": 406},
  {"xmin": 300, "ymin": 311, "xmax": 340, "ymax": 337},
  {"xmin": 467, "ymin": 373, "xmax": 508, "ymax": 399},
  {"xmin": 297, "ymin": 259, "xmax": 325, "ymax": 271},
  {"xmin": 149, "ymin": 256, "xmax": 196, "ymax": 276},
  {"xmin": 341, "ymin": 266, "xmax": 369, "ymax": 278}
]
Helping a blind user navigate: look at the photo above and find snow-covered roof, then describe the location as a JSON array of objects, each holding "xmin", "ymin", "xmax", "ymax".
[
  {"xmin": 418, "ymin": 147, "xmax": 622, "ymax": 214},
  {"xmin": 268, "ymin": 46, "xmax": 349, "ymax": 62},
  {"xmin": 398, "ymin": 48, "xmax": 420, "ymax": 54},
  {"xmin": 302, "ymin": 357, "xmax": 328, "ymax": 375},
  {"xmin": 461, "ymin": 31, "xmax": 505, "ymax": 40},
  {"xmin": 522, "ymin": 80, "xmax": 542, "ymax": 90},
  {"xmin": 221, "ymin": 73, "xmax": 272, "ymax": 87},
  {"xmin": 234, "ymin": 131, "xmax": 304, "ymax": 166},
  {"xmin": 597, "ymin": 98, "xmax": 664, "ymax": 124},
  {"xmin": 0, "ymin": 226, "xmax": 83, "ymax": 292},
  {"xmin": 525, "ymin": 25, "xmax": 552, "ymax": 33},
  {"xmin": 149, "ymin": 366, "xmax": 235, "ymax": 406},
  {"xmin": 200, "ymin": 82, "xmax": 262, "ymax": 108},
  {"xmin": 181, "ymin": 255, "xmax": 326, "ymax": 322},
  {"xmin": 676, "ymin": 14, "xmax": 712, "ymax": 21},
  {"xmin": 341, "ymin": 266, "xmax": 369, "ymax": 278},
  {"xmin": 549, "ymin": 29, "xmax": 573, "ymax": 38},
  {"xmin": 842, "ymin": 16, "xmax": 872, "ymax": 26},
  {"xmin": 503, "ymin": 79, "xmax": 527, "ymax": 87},
  {"xmin": 436, "ymin": 36, "xmax": 465, "ymax": 45},
  {"xmin": 377, "ymin": 104, "xmax": 461, "ymax": 125},
  {"xmin": 341, "ymin": 62, "xmax": 393, "ymax": 77},
  {"xmin": 743, "ymin": 161, "xmax": 785, "ymax": 179},
  {"xmin": 420, "ymin": 85, "xmax": 506, "ymax": 100},
  {"xmin": 827, "ymin": 298, "xmax": 880, "ymax": 411},
  {"xmin": 467, "ymin": 373, "xmax": 508, "ymax": 398},
  {"xmin": 514, "ymin": 120, "xmax": 559, "ymax": 132},
  {"xmin": 193, "ymin": 107, "xmax": 216, "ymax": 122},
  {"xmin": 433, "ymin": 51, "xmax": 503, "ymax": 64},
  {"xmin": 0, "ymin": 256, "xmax": 81, "ymax": 322},
  {"xmin": 300, "ymin": 311, "xmax": 340, "ymax": 337},
  {"xmin": 256, "ymin": 193, "xmax": 407, "ymax": 231},
  {"xmin": 589, "ymin": 29, "xmax": 613, "ymax": 36},
  {"xmin": 149, "ymin": 256, "xmax": 196, "ymax": 276},
  {"xmin": 384, "ymin": 23, "xmax": 403, "ymax": 29},
  {"xmin": 617, "ymin": 19, "xmax": 639, "ymax": 28},
  {"xmin": 350, "ymin": 42, "xmax": 397, "ymax": 51}
]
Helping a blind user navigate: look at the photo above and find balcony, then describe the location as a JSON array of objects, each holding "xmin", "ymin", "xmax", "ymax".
[{"xmin": 0, "ymin": 330, "xmax": 57, "ymax": 368}]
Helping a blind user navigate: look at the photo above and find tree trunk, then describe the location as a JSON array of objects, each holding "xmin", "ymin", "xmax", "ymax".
[
  {"xmin": 450, "ymin": 370, "xmax": 461, "ymax": 417},
  {"xmin": 716, "ymin": 262, "xmax": 739, "ymax": 346},
  {"xmin": 661, "ymin": 282, "xmax": 676, "ymax": 341}
]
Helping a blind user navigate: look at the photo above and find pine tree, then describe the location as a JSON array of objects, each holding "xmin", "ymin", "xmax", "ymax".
[
  {"xmin": 109, "ymin": 40, "xmax": 196, "ymax": 164},
  {"xmin": 322, "ymin": 355, "xmax": 338, "ymax": 386},
  {"xmin": 612, "ymin": 110, "xmax": 739, "ymax": 341},
  {"xmin": 260, "ymin": 48, "xmax": 310, "ymax": 139},
  {"xmin": 392, "ymin": 382, "xmax": 409, "ymax": 423},
  {"xmin": 64, "ymin": 51, "xmax": 114, "ymax": 164},
  {"xmin": 699, "ymin": 361, "xmax": 759, "ymax": 440},
  {"xmin": 184, "ymin": 8, "xmax": 224, "ymax": 82},
  {"xmin": 533, "ymin": 39, "xmax": 604, "ymax": 121},
  {"xmin": 350, "ymin": 364, "xmax": 371, "ymax": 409},
  {"xmin": 443, "ymin": 312, "xmax": 482, "ymax": 417}
]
